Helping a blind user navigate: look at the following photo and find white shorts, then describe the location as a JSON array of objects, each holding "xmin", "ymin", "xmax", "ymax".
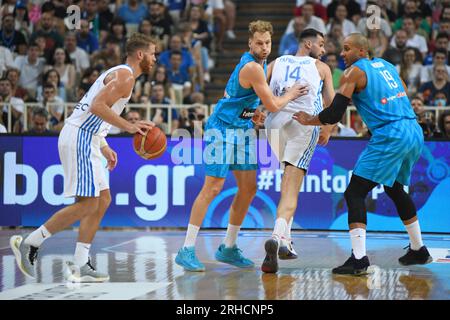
[
  {"xmin": 265, "ymin": 112, "xmax": 320, "ymax": 171},
  {"xmin": 58, "ymin": 123, "xmax": 108, "ymax": 198}
]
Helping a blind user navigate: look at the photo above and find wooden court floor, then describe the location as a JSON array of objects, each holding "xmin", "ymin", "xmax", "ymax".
[{"xmin": 0, "ymin": 229, "xmax": 449, "ymax": 300}]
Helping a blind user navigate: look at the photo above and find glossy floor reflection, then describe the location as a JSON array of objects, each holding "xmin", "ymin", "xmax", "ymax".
[{"xmin": 0, "ymin": 229, "xmax": 449, "ymax": 300}]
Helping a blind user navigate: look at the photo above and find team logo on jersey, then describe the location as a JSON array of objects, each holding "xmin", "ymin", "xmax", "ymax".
[{"xmin": 239, "ymin": 108, "xmax": 256, "ymax": 119}]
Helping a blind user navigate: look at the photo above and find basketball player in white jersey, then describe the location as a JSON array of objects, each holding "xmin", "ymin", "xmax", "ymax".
[
  {"xmin": 10, "ymin": 33, "xmax": 156, "ymax": 282},
  {"xmin": 262, "ymin": 29, "xmax": 335, "ymax": 273}
]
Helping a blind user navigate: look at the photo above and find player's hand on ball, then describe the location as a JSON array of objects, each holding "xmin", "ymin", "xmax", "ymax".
[
  {"xmin": 292, "ymin": 111, "xmax": 313, "ymax": 125},
  {"xmin": 101, "ymin": 146, "xmax": 118, "ymax": 171},
  {"xmin": 251, "ymin": 109, "xmax": 266, "ymax": 126},
  {"xmin": 128, "ymin": 120, "xmax": 155, "ymax": 135}
]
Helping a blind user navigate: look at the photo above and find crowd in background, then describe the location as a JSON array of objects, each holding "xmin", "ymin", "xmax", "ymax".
[{"xmin": 0, "ymin": 0, "xmax": 449, "ymax": 139}]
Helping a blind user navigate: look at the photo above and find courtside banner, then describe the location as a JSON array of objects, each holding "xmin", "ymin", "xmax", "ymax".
[{"xmin": 0, "ymin": 135, "xmax": 449, "ymax": 232}]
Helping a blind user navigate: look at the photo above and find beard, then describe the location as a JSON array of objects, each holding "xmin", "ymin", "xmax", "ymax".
[
  {"xmin": 309, "ymin": 51, "xmax": 320, "ymax": 59},
  {"xmin": 139, "ymin": 55, "xmax": 152, "ymax": 74}
]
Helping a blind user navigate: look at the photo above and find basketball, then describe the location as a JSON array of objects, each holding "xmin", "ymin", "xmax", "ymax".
[{"xmin": 133, "ymin": 127, "xmax": 167, "ymax": 160}]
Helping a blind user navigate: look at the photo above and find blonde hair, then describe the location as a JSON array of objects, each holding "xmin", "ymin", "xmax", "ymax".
[
  {"xmin": 248, "ymin": 20, "xmax": 273, "ymax": 38},
  {"xmin": 126, "ymin": 33, "xmax": 157, "ymax": 55}
]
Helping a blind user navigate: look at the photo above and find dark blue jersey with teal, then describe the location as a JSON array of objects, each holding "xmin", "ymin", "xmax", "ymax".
[
  {"xmin": 210, "ymin": 52, "xmax": 266, "ymax": 129},
  {"xmin": 352, "ymin": 57, "xmax": 416, "ymax": 133}
]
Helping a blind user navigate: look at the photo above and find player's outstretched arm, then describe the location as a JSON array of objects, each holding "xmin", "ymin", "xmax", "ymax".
[
  {"xmin": 241, "ymin": 62, "xmax": 308, "ymax": 112},
  {"xmin": 90, "ymin": 69, "xmax": 154, "ymax": 135},
  {"xmin": 293, "ymin": 66, "xmax": 363, "ymax": 126}
]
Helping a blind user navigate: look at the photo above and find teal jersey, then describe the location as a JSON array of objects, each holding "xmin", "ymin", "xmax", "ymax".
[
  {"xmin": 351, "ymin": 58, "xmax": 416, "ymax": 132},
  {"xmin": 211, "ymin": 52, "xmax": 267, "ymax": 128}
]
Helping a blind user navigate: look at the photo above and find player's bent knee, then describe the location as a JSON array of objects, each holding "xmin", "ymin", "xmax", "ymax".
[{"xmin": 99, "ymin": 191, "xmax": 112, "ymax": 208}]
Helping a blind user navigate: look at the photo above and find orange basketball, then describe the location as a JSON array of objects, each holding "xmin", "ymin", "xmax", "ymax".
[{"xmin": 133, "ymin": 127, "xmax": 167, "ymax": 160}]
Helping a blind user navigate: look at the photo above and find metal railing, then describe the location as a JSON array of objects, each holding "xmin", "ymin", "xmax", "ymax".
[{"xmin": 2, "ymin": 103, "xmax": 449, "ymax": 134}]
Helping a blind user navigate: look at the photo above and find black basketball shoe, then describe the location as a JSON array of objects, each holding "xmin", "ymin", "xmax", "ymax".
[
  {"xmin": 399, "ymin": 245, "xmax": 433, "ymax": 266},
  {"xmin": 332, "ymin": 253, "xmax": 370, "ymax": 276}
]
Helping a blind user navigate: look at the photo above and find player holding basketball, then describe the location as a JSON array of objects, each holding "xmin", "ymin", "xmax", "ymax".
[
  {"xmin": 294, "ymin": 33, "xmax": 432, "ymax": 275},
  {"xmin": 262, "ymin": 29, "xmax": 335, "ymax": 273},
  {"xmin": 175, "ymin": 20, "xmax": 307, "ymax": 272},
  {"xmin": 10, "ymin": 33, "xmax": 156, "ymax": 282}
]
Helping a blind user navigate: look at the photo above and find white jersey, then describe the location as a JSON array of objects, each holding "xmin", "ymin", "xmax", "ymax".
[
  {"xmin": 268, "ymin": 55, "xmax": 323, "ymax": 120},
  {"xmin": 66, "ymin": 64, "xmax": 133, "ymax": 137}
]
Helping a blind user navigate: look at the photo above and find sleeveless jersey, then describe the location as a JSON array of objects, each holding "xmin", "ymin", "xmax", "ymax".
[
  {"xmin": 269, "ymin": 55, "xmax": 323, "ymax": 116},
  {"xmin": 351, "ymin": 57, "xmax": 416, "ymax": 131},
  {"xmin": 66, "ymin": 64, "xmax": 133, "ymax": 137},
  {"xmin": 211, "ymin": 52, "xmax": 266, "ymax": 128}
]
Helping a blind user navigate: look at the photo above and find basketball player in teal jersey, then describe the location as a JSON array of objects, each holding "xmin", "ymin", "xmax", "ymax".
[
  {"xmin": 294, "ymin": 33, "xmax": 432, "ymax": 275},
  {"xmin": 175, "ymin": 20, "xmax": 307, "ymax": 272}
]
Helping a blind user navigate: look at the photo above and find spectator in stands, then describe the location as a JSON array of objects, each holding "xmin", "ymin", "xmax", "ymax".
[
  {"xmin": 150, "ymin": 82, "xmax": 179, "ymax": 133},
  {"xmin": 418, "ymin": 64, "xmax": 450, "ymax": 106},
  {"xmin": 33, "ymin": 34, "xmax": 51, "ymax": 62},
  {"xmin": 188, "ymin": 5, "xmax": 212, "ymax": 51},
  {"xmin": 438, "ymin": 110, "xmax": 450, "ymax": 139},
  {"xmin": 279, "ymin": 16, "xmax": 306, "ymax": 56},
  {"xmin": 327, "ymin": 0, "xmax": 361, "ymax": 23},
  {"xmin": 397, "ymin": 47, "xmax": 423, "ymax": 96},
  {"xmin": 420, "ymin": 49, "xmax": 450, "ymax": 85},
  {"xmin": 356, "ymin": 1, "xmax": 392, "ymax": 38},
  {"xmin": 166, "ymin": 0, "xmax": 187, "ymax": 25},
  {"xmin": 393, "ymin": 0, "xmax": 431, "ymax": 35},
  {"xmin": 0, "ymin": 45, "xmax": 14, "ymax": 76},
  {"xmin": 41, "ymin": 82, "xmax": 64, "ymax": 128},
  {"xmin": 81, "ymin": 67, "xmax": 100, "ymax": 87},
  {"xmin": 105, "ymin": 17, "xmax": 128, "ymax": 52},
  {"xmin": 167, "ymin": 51, "xmax": 192, "ymax": 99},
  {"xmin": 125, "ymin": 109, "xmax": 142, "ymax": 124},
  {"xmin": 425, "ymin": 32, "xmax": 450, "ymax": 65},
  {"xmin": 284, "ymin": 1, "xmax": 326, "ymax": 37},
  {"xmin": 0, "ymin": 13, "xmax": 27, "ymax": 55},
  {"xmin": 138, "ymin": 19, "xmax": 157, "ymax": 38},
  {"xmin": 64, "ymin": 31, "xmax": 90, "ymax": 74},
  {"xmin": 328, "ymin": 22, "xmax": 345, "ymax": 45},
  {"xmin": 5, "ymin": 68, "xmax": 28, "ymax": 101},
  {"xmin": 383, "ymin": 29, "xmax": 408, "ymax": 66},
  {"xmin": 365, "ymin": 28, "xmax": 388, "ymax": 58},
  {"xmin": 91, "ymin": 37, "xmax": 123, "ymax": 69},
  {"xmin": 393, "ymin": 14, "xmax": 428, "ymax": 59},
  {"xmin": 49, "ymin": 48, "xmax": 76, "ymax": 100},
  {"xmin": 324, "ymin": 53, "xmax": 343, "ymax": 90},
  {"xmin": 326, "ymin": 4, "xmax": 356, "ymax": 37},
  {"xmin": 148, "ymin": 0, "xmax": 173, "ymax": 49},
  {"xmin": 81, "ymin": 0, "xmax": 104, "ymax": 40},
  {"xmin": 12, "ymin": 1, "xmax": 31, "ymax": 40},
  {"xmin": 37, "ymin": 69, "xmax": 66, "ymax": 103},
  {"xmin": 159, "ymin": 34, "xmax": 195, "ymax": 81},
  {"xmin": 411, "ymin": 95, "xmax": 425, "ymax": 119},
  {"xmin": 294, "ymin": 0, "xmax": 327, "ymax": 22},
  {"xmin": 76, "ymin": 82, "xmax": 91, "ymax": 101},
  {"xmin": 118, "ymin": 0, "xmax": 149, "ymax": 28},
  {"xmin": 324, "ymin": 37, "xmax": 346, "ymax": 70},
  {"xmin": 30, "ymin": 11, "xmax": 64, "ymax": 60},
  {"xmin": 76, "ymin": 19, "xmax": 100, "ymax": 54},
  {"xmin": 26, "ymin": 107, "xmax": 53, "ymax": 134},
  {"xmin": 13, "ymin": 41, "xmax": 46, "ymax": 99},
  {"xmin": 0, "ymin": 77, "xmax": 25, "ymax": 133}
]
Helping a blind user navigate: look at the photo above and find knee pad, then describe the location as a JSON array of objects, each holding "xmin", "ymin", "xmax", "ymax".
[
  {"xmin": 384, "ymin": 182, "xmax": 417, "ymax": 221},
  {"xmin": 345, "ymin": 175, "xmax": 377, "ymax": 225}
]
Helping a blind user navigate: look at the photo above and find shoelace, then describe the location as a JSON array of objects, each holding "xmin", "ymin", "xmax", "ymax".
[
  {"xmin": 403, "ymin": 244, "xmax": 411, "ymax": 250},
  {"xmin": 28, "ymin": 246, "xmax": 39, "ymax": 266}
]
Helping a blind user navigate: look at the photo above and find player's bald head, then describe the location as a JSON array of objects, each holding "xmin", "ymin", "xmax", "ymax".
[{"xmin": 345, "ymin": 33, "xmax": 369, "ymax": 52}]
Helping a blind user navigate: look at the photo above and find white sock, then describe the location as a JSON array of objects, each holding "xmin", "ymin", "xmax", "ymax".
[
  {"xmin": 405, "ymin": 221, "xmax": 424, "ymax": 250},
  {"xmin": 24, "ymin": 225, "xmax": 52, "ymax": 247},
  {"xmin": 183, "ymin": 224, "xmax": 200, "ymax": 248},
  {"xmin": 350, "ymin": 228, "xmax": 366, "ymax": 259},
  {"xmin": 272, "ymin": 218, "xmax": 288, "ymax": 245},
  {"xmin": 223, "ymin": 224, "xmax": 240, "ymax": 248},
  {"xmin": 285, "ymin": 217, "xmax": 293, "ymax": 240},
  {"xmin": 74, "ymin": 242, "xmax": 91, "ymax": 267}
]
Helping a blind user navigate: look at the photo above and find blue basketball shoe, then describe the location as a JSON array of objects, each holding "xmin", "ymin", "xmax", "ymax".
[
  {"xmin": 175, "ymin": 246, "xmax": 205, "ymax": 272},
  {"xmin": 215, "ymin": 244, "xmax": 254, "ymax": 268}
]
